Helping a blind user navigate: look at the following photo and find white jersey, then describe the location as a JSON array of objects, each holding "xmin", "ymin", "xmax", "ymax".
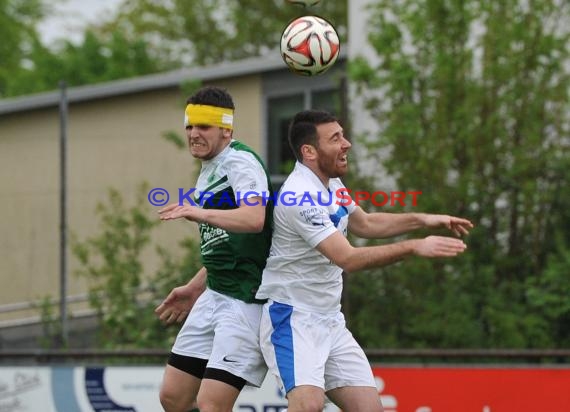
[{"xmin": 256, "ymin": 162, "xmax": 356, "ymax": 313}]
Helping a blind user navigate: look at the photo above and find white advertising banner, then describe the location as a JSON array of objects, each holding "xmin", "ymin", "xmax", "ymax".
[{"xmin": 0, "ymin": 366, "xmax": 338, "ymax": 412}]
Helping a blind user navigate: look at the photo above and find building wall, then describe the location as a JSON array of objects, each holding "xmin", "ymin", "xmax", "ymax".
[{"xmin": 0, "ymin": 75, "xmax": 263, "ymax": 326}]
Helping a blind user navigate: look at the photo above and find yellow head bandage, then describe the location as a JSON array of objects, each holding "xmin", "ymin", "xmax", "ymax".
[{"xmin": 184, "ymin": 104, "xmax": 234, "ymax": 130}]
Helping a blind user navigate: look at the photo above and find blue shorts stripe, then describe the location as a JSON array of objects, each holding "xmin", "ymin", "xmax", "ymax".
[{"xmin": 268, "ymin": 302, "xmax": 295, "ymax": 392}]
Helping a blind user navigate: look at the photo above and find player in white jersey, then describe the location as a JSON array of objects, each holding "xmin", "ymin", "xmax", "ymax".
[{"xmin": 256, "ymin": 110, "xmax": 473, "ymax": 412}]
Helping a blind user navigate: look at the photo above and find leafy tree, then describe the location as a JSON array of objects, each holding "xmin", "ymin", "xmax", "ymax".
[
  {"xmin": 101, "ymin": 0, "xmax": 348, "ymax": 65},
  {"xmin": 35, "ymin": 295, "xmax": 64, "ymax": 349},
  {"xmin": 56, "ymin": 30, "xmax": 166, "ymax": 83},
  {"xmin": 72, "ymin": 184, "xmax": 202, "ymax": 349},
  {"xmin": 61, "ymin": 81, "xmax": 203, "ymax": 350},
  {"xmin": 347, "ymin": 0, "xmax": 570, "ymax": 349},
  {"xmin": 5, "ymin": 28, "xmax": 168, "ymax": 97},
  {"xmin": 1, "ymin": 0, "xmax": 176, "ymax": 97},
  {"xmin": 0, "ymin": 0, "xmax": 46, "ymax": 96},
  {"xmin": 4, "ymin": 0, "xmax": 347, "ymax": 96}
]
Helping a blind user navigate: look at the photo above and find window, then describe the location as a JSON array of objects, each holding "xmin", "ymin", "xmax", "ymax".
[
  {"xmin": 267, "ymin": 94, "xmax": 303, "ymax": 177},
  {"xmin": 266, "ymin": 88, "xmax": 342, "ymax": 189}
]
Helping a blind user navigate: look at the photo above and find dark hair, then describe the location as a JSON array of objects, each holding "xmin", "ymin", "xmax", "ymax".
[
  {"xmin": 288, "ymin": 110, "xmax": 339, "ymax": 161},
  {"xmin": 186, "ymin": 86, "xmax": 235, "ymax": 110}
]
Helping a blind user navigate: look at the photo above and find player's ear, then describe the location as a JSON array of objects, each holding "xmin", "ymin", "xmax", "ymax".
[
  {"xmin": 301, "ymin": 144, "xmax": 317, "ymax": 160},
  {"xmin": 222, "ymin": 128, "xmax": 232, "ymax": 139}
]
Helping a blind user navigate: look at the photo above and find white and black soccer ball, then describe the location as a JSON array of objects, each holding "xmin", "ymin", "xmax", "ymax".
[
  {"xmin": 280, "ymin": 15, "xmax": 340, "ymax": 77},
  {"xmin": 285, "ymin": 0, "xmax": 322, "ymax": 6}
]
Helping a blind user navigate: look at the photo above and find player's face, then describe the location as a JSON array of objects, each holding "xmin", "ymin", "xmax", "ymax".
[
  {"xmin": 315, "ymin": 121, "xmax": 351, "ymax": 178},
  {"xmin": 186, "ymin": 124, "xmax": 230, "ymax": 160}
]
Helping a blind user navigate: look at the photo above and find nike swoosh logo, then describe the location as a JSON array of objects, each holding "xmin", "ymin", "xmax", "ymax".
[{"xmin": 223, "ymin": 356, "xmax": 238, "ymax": 363}]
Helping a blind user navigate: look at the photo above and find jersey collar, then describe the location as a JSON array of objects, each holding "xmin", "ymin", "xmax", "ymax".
[{"xmin": 294, "ymin": 161, "xmax": 330, "ymax": 191}]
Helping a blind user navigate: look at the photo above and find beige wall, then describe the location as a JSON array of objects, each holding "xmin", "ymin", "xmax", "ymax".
[
  {"xmin": 0, "ymin": 75, "xmax": 263, "ymax": 324},
  {"xmin": 213, "ymin": 77, "xmax": 263, "ymax": 152}
]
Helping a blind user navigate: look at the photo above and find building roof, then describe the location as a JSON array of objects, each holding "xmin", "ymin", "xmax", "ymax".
[{"xmin": 0, "ymin": 53, "xmax": 287, "ymax": 115}]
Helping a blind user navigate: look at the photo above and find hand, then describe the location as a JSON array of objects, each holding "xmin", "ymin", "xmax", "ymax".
[
  {"xmin": 155, "ymin": 284, "xmax": 202, "ymax": 325},
  {"xmin": 413, "ymin": 235, "xmax": 467, "ymax": 258},
  {"xmin": 158, "ymin": 203, "xmax": 205, "ymax": 223},
  {"xmin": 423, "ymin": 214, "xmax": 474, "ymax": 237}
]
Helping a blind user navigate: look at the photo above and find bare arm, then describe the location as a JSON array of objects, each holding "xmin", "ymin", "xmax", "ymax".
[
  {"xmin": 158, "ymin": 196, "xmax": 265, "ymax": 233},
  {"xmin": 155, "ymin": 267, "xmax": 207, "ymax": 324},
  {"xmin": 316, "ymin": 231, "xmax": 467, "ymax": 273},
  {"xmin": 348, "ymin": 207, "xmax": 474, "ymax": 239}
]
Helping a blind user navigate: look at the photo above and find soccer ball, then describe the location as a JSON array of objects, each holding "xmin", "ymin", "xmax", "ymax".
[
  {"xmin": 285, "ymin": 0, "xmax": 321, "ymax": 6},
  {"xmin": 280, "ymin": 15, "xmax": 340, "ymax": 76}
]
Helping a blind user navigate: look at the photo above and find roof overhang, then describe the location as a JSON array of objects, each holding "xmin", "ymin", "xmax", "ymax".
[{"xmin": 0, "ymin": 53, "xmax": 294, "ymax": 115}]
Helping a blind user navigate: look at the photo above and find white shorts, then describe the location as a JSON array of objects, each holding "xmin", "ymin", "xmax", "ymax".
[
  {"xmin": 172, "ymin": 288, "xmax": 267, "ymax": 387},
  {"xmin": 259, "ymin": 300, "xmax": 376, "ymax": 394}
]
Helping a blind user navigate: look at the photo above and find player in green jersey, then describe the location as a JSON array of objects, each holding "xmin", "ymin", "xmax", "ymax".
[{"xmin": 155, "ymin": 86, "xmax": 273, "ymax": 412}]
